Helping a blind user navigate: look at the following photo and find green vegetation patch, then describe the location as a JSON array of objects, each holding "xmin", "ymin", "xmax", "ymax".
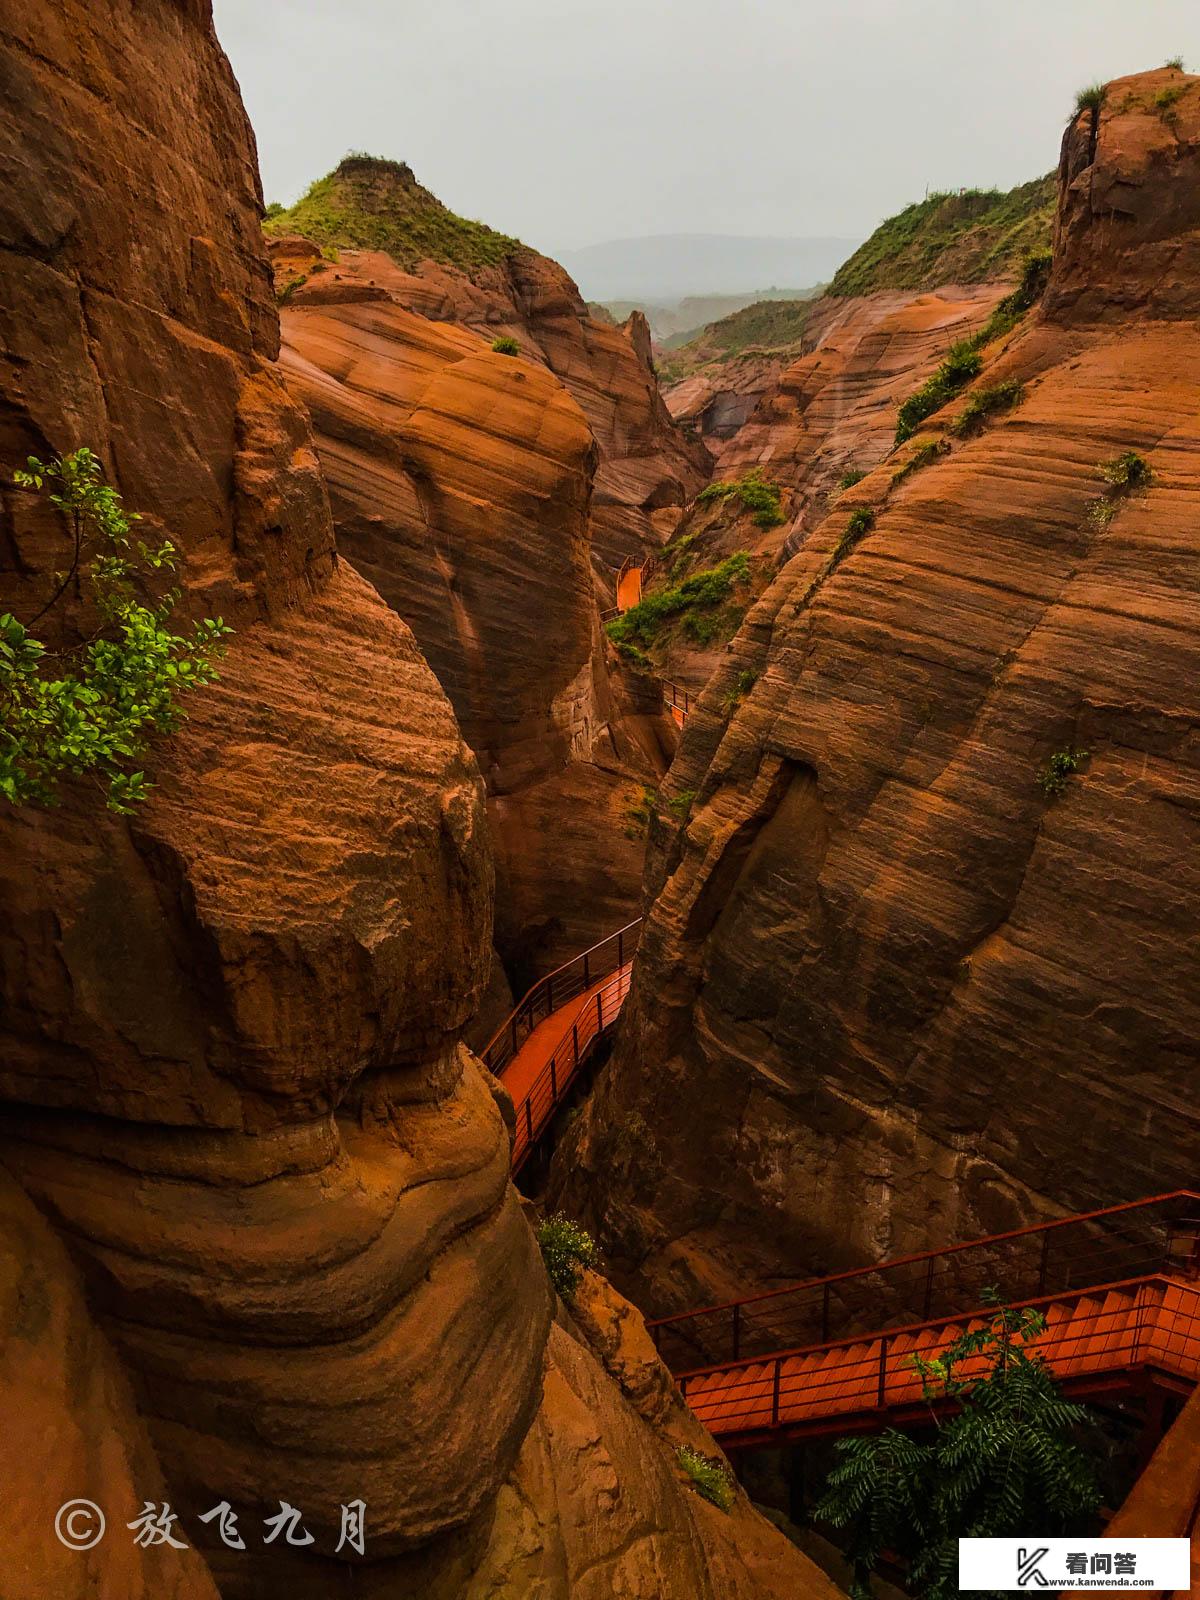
[
  {"xmin": 894, "ymin": 248, "xmax": 1049, "ymax": 444},
  {"xmin": 835, "ymin": 505, "xmax": 876, "ymax": 562},
  {"xmin": 605, "ymin": 552, "xmax": 752, "ymax": 652},
  {"xmin": 895, "ymin": 342, "xmax": 984, "ymax": 444},
  {"xmin": 892, "ymin": 437, "xmax": 950, "ymax": 487},
  {"xmin": 677, "ymin": 1447, "xmax": 735, "ymax": 1511},
  {"xmin": 696, "ymin": 468, "xmax": 785, "ymax": 529},
  {"xmin": 817, "ymin": 1291, "xmax": 1101, "ymax": 1600},
  {"xmin": 1074, "ymin": 82, "xmax": 1107, "ymax": 117},
  {"xmin": 951, "ymin": 379, "xmax": 1024, "ymax": 435},
  {"xmin": 536, "ymin": 1213, "xmax": 597, "ymax": 1299},
  {"xmin": 829, "ymin": 175, "xmax": 1056, "ymax": 298},
  {"xmin": 657, "ymin": 295, "xmax": 819, "ymax": 384},
  {"xmin": 1, "ymin": 449, "xmax": 231, "ymax": 812},
  {"xmin": 491, "ymin": 335, "xmax": 521, "ymax": 355},
  {"xmin": 1039, "ymin": 747, "xmax": 1088, "ymax": 797},
  {"xmin": 838, "ymin": 468, "xmax": 867, "ymax": 490},
  {"xmin": 263, "ymin": 154, "xmax": 521, "ymax": 273}
]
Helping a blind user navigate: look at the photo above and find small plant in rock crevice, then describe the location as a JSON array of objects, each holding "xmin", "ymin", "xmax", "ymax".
[
  {"xmin": 837, "ymin": 468, "xmax": 867, "ymax": 490},
  {"xmin": 1074, "ymin": 82, "xmax": 1106, "ymax": 118},
  {"xmin": 952, "ymin": 379, "xmax": 1024, "ymax": 435},
  {"xmin": 1039, "ymin": 746, "xmax": 1088, "ymax": 798},
  {"xmin": 835, "ymin": 505, "xmax": 875, "ymax": 562},
  {"xmin": 677, "ymin": 1447, "xmax": 736, "ymax": 1511},
  {"xmin": 892, "ymin": 437, "xmax": 950, "ymax": 487},
  {"xmin": 491, "ymin": 335, "xmax": 521, "ymax": 355},
  {"xmin": 722, "ymin": 668, "xmax": 758, "ymax": 713},
  {"xmin": 1099, "ymin": 450, "xmax": 1153, "ymax": 490},
  {"xmin": 666, "ymin": 788, "xmax": 697, "ymax": 821},
  {"xmin": 625, "ymin": 784, "xmax": 657, "ymax": 838},
  {"xmin": 536, "ymin": 1213, "xmax": 598, "ymax": 1299}
]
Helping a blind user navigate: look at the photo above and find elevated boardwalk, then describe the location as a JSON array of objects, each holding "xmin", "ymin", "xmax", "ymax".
[
  {"xmin": 483, "ymin": 921, "xmax": 639, "ymax": 1173},
  {"xmin": 648, "ymin": 1191, "xmax": 1200, "ymax": 1447}
]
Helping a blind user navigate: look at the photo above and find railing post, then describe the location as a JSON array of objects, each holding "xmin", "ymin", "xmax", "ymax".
[
  {"xmin": 923, "ymin": 1255, "xmax": 935, "ymax": 1319},
  {"xmin": 877, "ymin": 1336, "xmax": 888, "ymax": 1409},
  {"xmin": 1037, "ymin": 1228, "xmax": 1051, "ymax": 1296},
  {"xmin": 525, "ymin": 1099, "xmax": 534, "ymax": 1145},
  {"xmin": 771, "ymin": 1359, "xmax": 781, "ymax": 1428},
  {"xmin": 596, "ymin": 991, "xmax": 603, "ymax": 1033},
  {"xmin": 572, "ymin": 1023, "xmax": 579, "ymax": 1066},
  {"xmin": 550, "ymin": 1056, "xmax": 557, "ymax": 1102},
  {"xmin": 732, "ymin": 1302, "xmax": 741, "ymax": 1361},
  {"xmin": 821, "ymin": 1281, "xmax": 831, "ymax": 1342}
]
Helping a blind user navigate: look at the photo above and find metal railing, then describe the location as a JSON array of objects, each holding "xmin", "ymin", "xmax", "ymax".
[
  {"xmin": 482, "ymin": 919, "xmax": 642, "ymax": 1078},
  {"xmin": 510, "ymin": 965, "xmax": 633, "ymax": 1172},
  {"xmin": 676, "ymin": 1274, "xmax": 1200, "ymax": 1446},
  {"xmin": 649, "ymin": 1191, "xmax": 1200, "ymax": 1375},
  {"xmin": 661, "ymin": 677, "xmax": 692, "ymax": 725}
]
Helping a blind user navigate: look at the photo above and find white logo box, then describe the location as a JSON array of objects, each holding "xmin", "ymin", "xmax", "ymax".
[{"xmin": 959, "ymin": 1537, "xmax": 1192, "ymax": 1591}]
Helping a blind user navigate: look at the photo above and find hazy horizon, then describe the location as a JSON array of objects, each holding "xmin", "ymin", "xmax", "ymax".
[{"xmin": 214, "ymin": 0, "xmax": 1198, "ymax": 265}]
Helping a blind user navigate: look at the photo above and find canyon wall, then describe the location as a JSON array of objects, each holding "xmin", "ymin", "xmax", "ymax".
[
  {"xmin": 272, "ymin": 246, "xmax": 670, "ymax": 987},
  {"xmin": 556, "ymin": 69, "xmax": 1200, "ymax": 1318},
  {"xmin": 0, "ymin": 4, "xmax": 832, "ymax": 1597}
]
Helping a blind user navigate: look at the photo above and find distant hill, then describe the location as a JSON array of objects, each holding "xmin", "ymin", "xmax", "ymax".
[
  {"xmin": 599, "ymin": 288, "xmax": 819, "ymax": 343},
  {"xmin": 657, "ymin": 294, "xmax": 822, "ymax": 386},
  {"xmin": 555, "ymin": 233, "xmax": 859, "ymax": 302},
  {"xmin": 828, "ymin": 176, "xmax": 1056, "ymax": 297}
]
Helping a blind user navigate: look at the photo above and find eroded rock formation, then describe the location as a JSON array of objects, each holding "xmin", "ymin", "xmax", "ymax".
[
  {"xmin": 0, "ymin": 3, "xmax": 831, "ymax": 1596},
  {"xmin": 556, "ymin": 69, "xmax": 1200, "ymax": 1318},
  {"xmin": 273, "ymin": 258, "xmax": 669, "ymax": 985}
]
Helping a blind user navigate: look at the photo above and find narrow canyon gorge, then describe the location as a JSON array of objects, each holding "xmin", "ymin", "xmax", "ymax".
[{"xmin": 1, "ymin": 4, "xmax": 1197, "ymax": 1598}]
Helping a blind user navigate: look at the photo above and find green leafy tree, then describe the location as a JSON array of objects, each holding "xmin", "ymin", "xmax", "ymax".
[
  {"xmin": 1, "ymin": 448, "xmax": 232, "ymax": 812},
  {"xmin": 816, "ymin": 1292, "xmax": 1101, "ymax": 1600}
]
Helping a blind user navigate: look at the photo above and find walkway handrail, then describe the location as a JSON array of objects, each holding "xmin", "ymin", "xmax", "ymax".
[
  {"xmin": 677, "ymin": 1274, "xmax": 1200, "ymax": 1446},
  {"xmin": 511, "ymin": 965, "xmax": 632, "ymax": 1173},
  {"xmin": 483, "ymin": 918, "xmax": 642, "ymax": 1078},
  {"xmin": 648, "ymin": 1189, "xmax": 1200, "ymax": 1373}
]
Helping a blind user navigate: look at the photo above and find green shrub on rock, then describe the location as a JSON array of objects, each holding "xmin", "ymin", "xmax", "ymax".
[{"xmin": 536, "ymin": 1213, "xmax": 597, "ymax": 1299}]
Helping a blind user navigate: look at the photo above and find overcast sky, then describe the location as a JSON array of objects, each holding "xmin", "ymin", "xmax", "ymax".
[{"xmin": 213, "ymin": 0, "xmax": 1198, "ymax": 258}]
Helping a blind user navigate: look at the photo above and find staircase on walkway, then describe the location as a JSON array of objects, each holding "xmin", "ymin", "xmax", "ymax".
[
  {"xmin": 647, "ymin": 1191, "xmax": 1200, "ymax": 1447},
  {"xmin": 483, "ymin": 920, "xmax": 640, "ymax": 1173}
]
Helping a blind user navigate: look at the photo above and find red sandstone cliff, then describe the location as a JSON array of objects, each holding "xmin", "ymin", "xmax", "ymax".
[
  {"xmin": 556, "ymin": 69, "xmax": 1200, "ymax": 1318},
  {"xmin": 0, "ymin": 4, "xmax": 834, "ymax": 1596},
  {"xmin": 271, "ymin": 240, "xmax": 674, "ymax": 986}
]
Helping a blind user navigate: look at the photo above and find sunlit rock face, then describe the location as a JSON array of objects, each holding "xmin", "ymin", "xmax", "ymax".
[
  {"xmin": 276, "ymin": 274, "xmax": 669, "ymax": 987},
  {"xmin": 0, "ymin": 0, "xmax": 543, "ymax": 1576},
  {"xmin": 0, "ymin": 5, "xmax": 842, "ymax": 1597},
  {"xmin": 555, "ymin": 70, "xmax": 1200, "ymax": 1319}
]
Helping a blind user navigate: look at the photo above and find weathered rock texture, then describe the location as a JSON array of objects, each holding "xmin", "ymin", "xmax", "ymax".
[
  {"xmin": 650, "ymin": 286, "xmax": 1010, "ymax": 695},
  {"xmin": 0, "ymin": 1169, "xmax": 221, "ymax": 1600},
  {"xmin": 556, "ymin": 70, "xmax": 1200, "ymax": 1317},
  {"xmin": 268, "ymin": 191, "xmax": 711, "ymax": 571},
  {"xmin": 274, "ymin": 250, "xmax": 672, "ymax": 983},
  {"xmin": 0, "ymin": 4, "xmax": 832, "ymax": 1597}
]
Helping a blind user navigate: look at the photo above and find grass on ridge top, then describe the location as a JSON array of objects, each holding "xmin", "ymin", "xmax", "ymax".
[
  {"xmin": 829, "ymin": 175, "xmax": 1056, "ymax": 298},
  {"xmin": 263, "ymin": 154, "xmax": 521, "ymax": 273}
]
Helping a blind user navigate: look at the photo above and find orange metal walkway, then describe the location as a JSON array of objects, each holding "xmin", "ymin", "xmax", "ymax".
[
  {"xmin": 648, "ymin": 1191, "xmax": 1200, "ymax": 1447},
  {"xmin": 483, "ymin": 922, "xmax": 639, "ymax": 1173}
]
